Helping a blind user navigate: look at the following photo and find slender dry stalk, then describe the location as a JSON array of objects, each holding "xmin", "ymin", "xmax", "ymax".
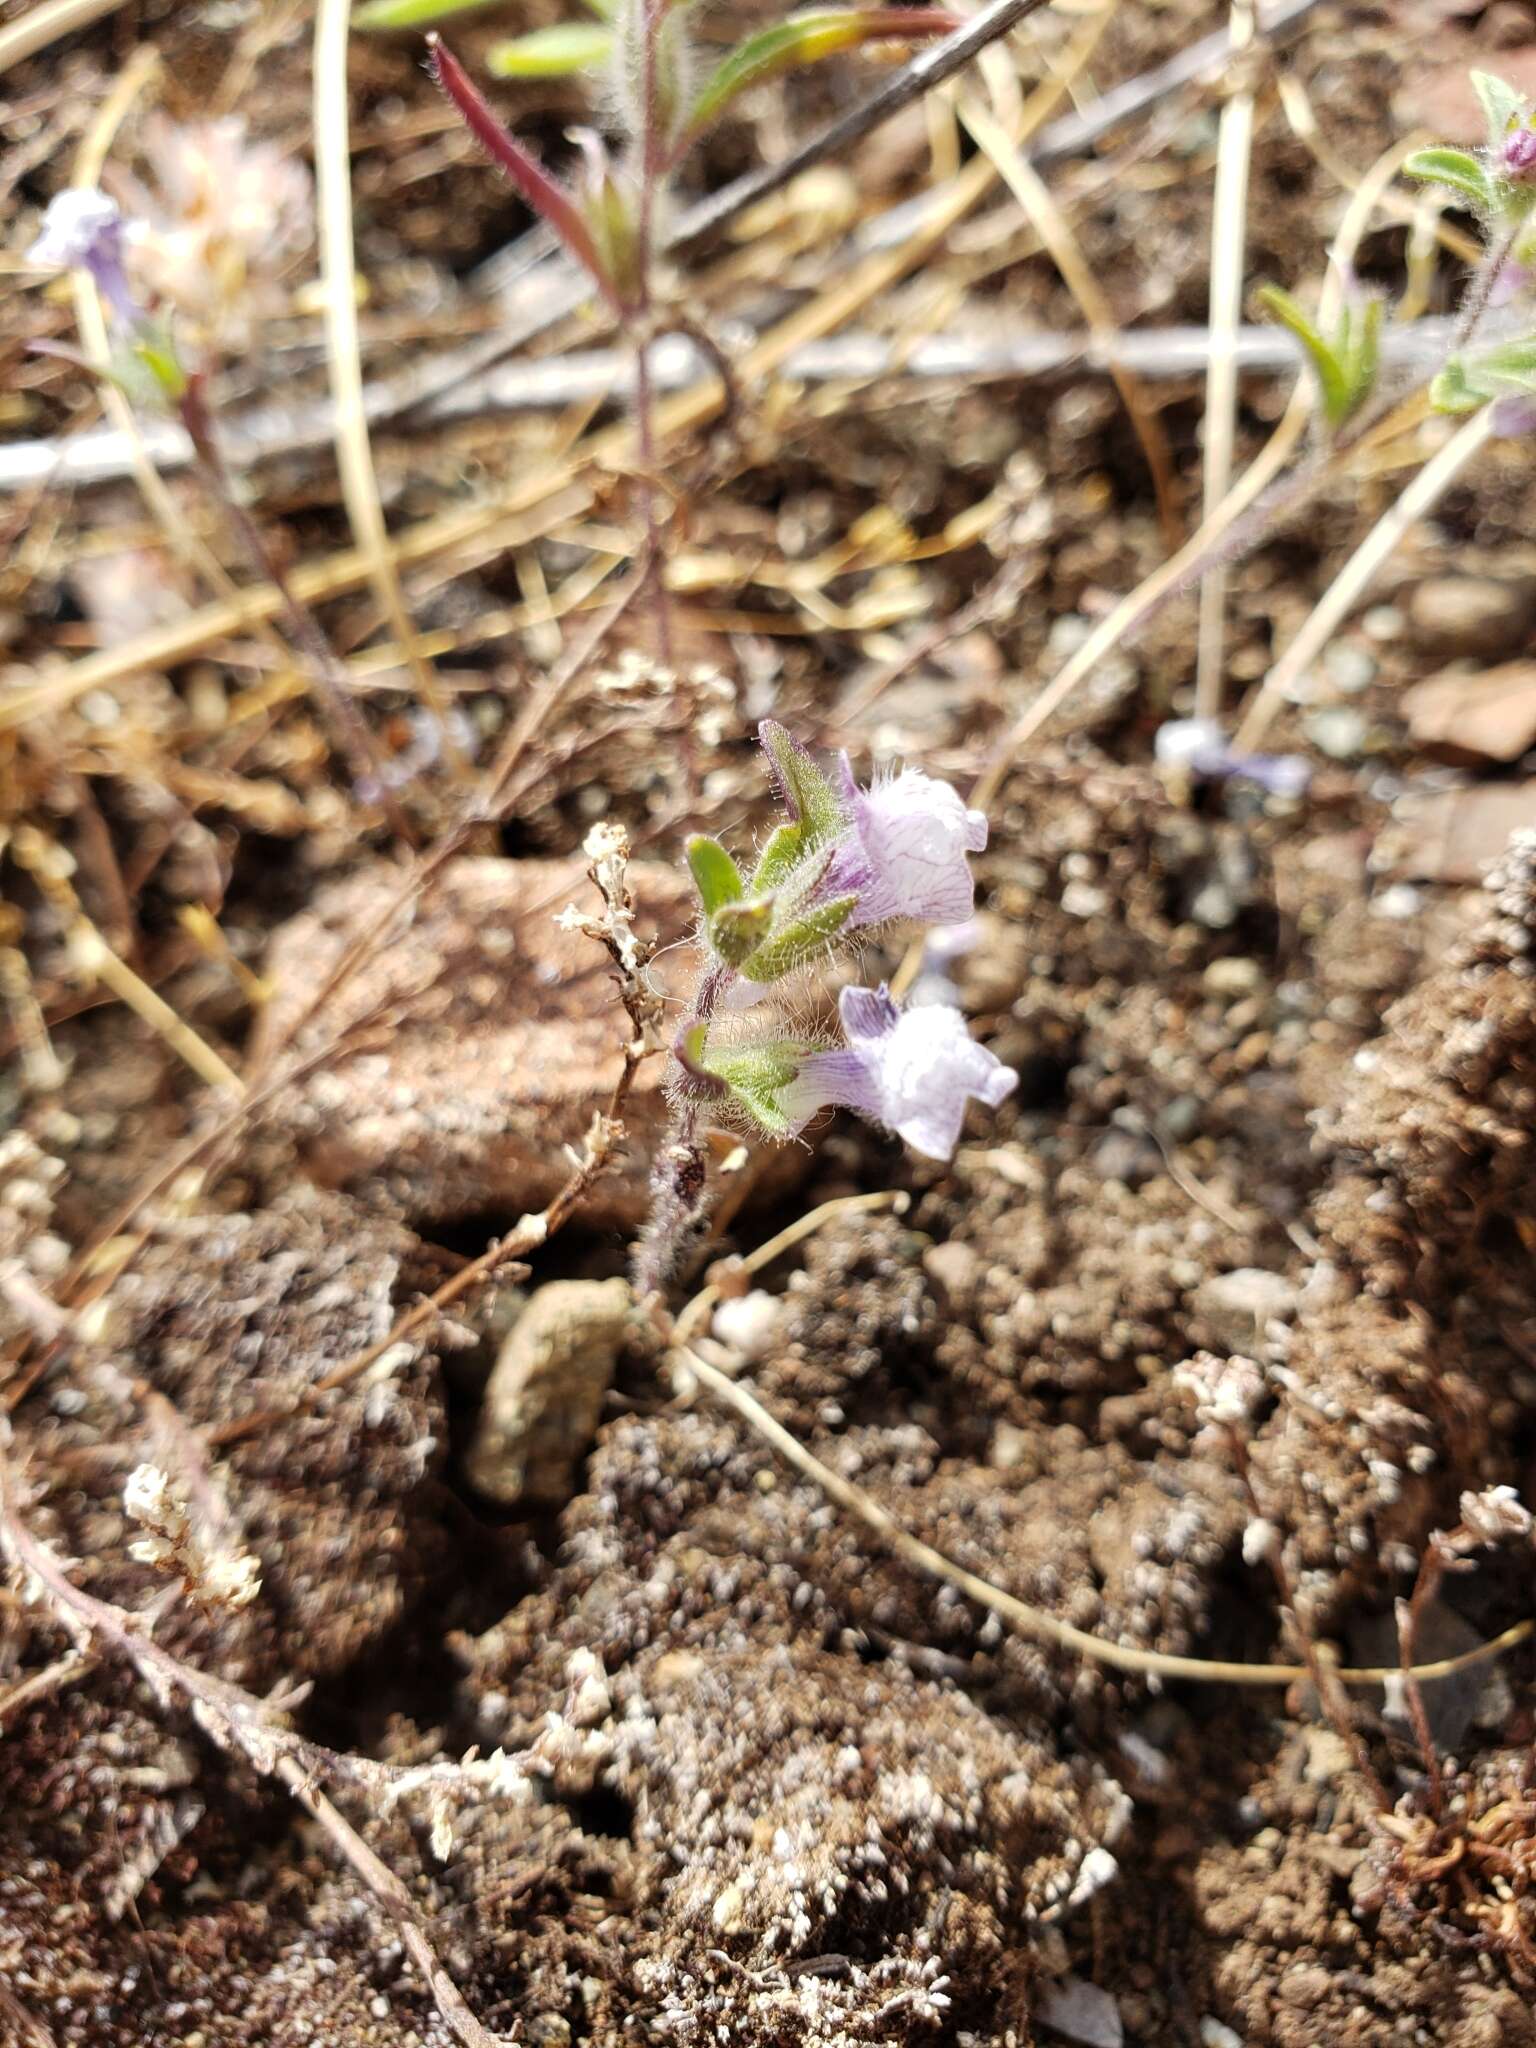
[
  {"xmin": 1232, "ymin": 405, "xmax": 1499, "ymax": 752},
  {"xmin": 1193, "ymin": 0, "xmax": 1256, "ymax": 720},
  {"xmin": 0, "ymin": 0, "xmax": 127, "ymax": 74},
  {"xmin": 959, "ymin": 94, "xmax": 1183, "ymax": 553},
  {"xmin": 678, "ymin": 1342, "xmax": 1531, "ymax": 1689},
  {"xmin": 313, "ymin": 0, "xmax": 470, "ymax": 777}
]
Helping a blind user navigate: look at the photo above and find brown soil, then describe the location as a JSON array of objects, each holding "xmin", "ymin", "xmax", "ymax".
[{"xmin": 6, "ymin": 1, "xmax": 1536, "ymax": 2044}]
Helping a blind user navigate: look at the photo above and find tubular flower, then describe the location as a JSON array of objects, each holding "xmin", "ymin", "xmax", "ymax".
[
  {"xmin": 27, "ymin": 188, "xmax": 140, "ymax": 327},
  {"xmin": 827, "ymin": 760, "xmax": 989, "ymax": 929},
  {"xmin": 782, "ymin": 983, "xmax": 1016, "ymax": 1160}
]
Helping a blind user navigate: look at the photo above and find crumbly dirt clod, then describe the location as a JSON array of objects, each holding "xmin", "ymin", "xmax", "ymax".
[{"xmin": 254, "ymin": 856, "xmax": 700, "ymax": 1228}]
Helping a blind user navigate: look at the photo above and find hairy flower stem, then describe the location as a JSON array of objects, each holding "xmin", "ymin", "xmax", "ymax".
[
  {"xmin": 177, "ymin": 378, "xmax": 415, "ymax": 844},
  {"xmin": 633, "ymin": 1109, "xmax": 708, "ymax": 1300},
  {"xmin": 1454, "ymin": 219, "xmax": 1522, "ymax": 353}
]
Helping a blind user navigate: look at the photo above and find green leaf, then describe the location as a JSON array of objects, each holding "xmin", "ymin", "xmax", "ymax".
[
  {"xmin": 1347, "ymin": 296, "xmax": 1382, "ymax": 412},
  {"xmin": 739, "ymin": 892, "xmax": 857, "ymax": 984},
  {"xmin": 1403, "ymin": 147, "xmax": 1493, "ymax": 209},
  {"xmin": 748, "ymin": 822, "xmax": 805, "ymax": 895},
  {"xmin": 1256, "ymin": 283, "xmax": 1351, "ymax": 426},
  {"xmin": 683, "ymin": 7, "xmax": 956, "ymax": 140},
  {"xmin": 1473, "ymin": 336, "xmax": 1536, "ymax": 386},
  {"xmin": 686, "ymin": 835, "xmax": 744, "ymax": 919},
  {"xmin": 487, "ymin": 21, "xmax": 614, "ymax": 75},
  {"xmin": 1429, "ymin": 359, "xmax": 1485, "ymax": 414},
  {"xmin": 354, "ymin": 0, "xmax": 506, "ymax": 30},
  {"xmin": 1472, "ymin": 69, "xmax": 1526, "ymax": 153},
  {"xmin": 711, "ymin": 897, "xmax": 774, "ymax": 966},
  {"xmin": 758, "ymin": 721, "xmax": 845, "ymax": 852}
]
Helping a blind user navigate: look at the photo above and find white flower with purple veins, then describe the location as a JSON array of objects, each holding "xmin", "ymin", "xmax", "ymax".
[
  {"xmin": 26, "ymin": 188, "xmax": 140, "ymax": 328},
  {"xmin": 827, "ymin": 761, "xmax": 989, "ymax": 929},
  {"xmin": 784, "ymin": 984, "xmax": 1016, "ymax": 1160}
]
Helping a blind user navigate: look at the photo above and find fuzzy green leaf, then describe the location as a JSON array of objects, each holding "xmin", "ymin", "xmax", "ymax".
[
  {"xmin": 1429, "ymin": 359, "xmax": 1485, "ymax": 414},
  {"xmin": 758, "ymin": 721, "xmax": 844, "ymax": 851},
  {"xmin": 1472, "ymin": 69, "xmax": 1526, "ymax": 153},
  {"xmin": 711, "ymin": 898, "xmax": 775, "ymax": 965},
  {"xmin": 686, "ymin": 835, "xmax": 745, "ymax": 919},
  {"xmin": 1403, "ymin": 147, "xmax": 1493, "ymax": 208},
  {"xmin": 683, "ymin": 7, "xmax": 956, "ymax": 140},
  {"xmin": 739, "ymin": 892, "xmax": 857, "ymax": 983},
  {"xmin": 1256, "ymin": 283, "xmax": 1351, "ymax": 426},
  {"xmin": 1473, "ymin": 336, "xmax": 1536, "ymax": 385},
  {"xmin": 354, "ymin": 0, "xmax": 506, "ymax": 30},
  {"xmin": 487, "ymin": 21, "xmax": 615, "ymax": 75}
]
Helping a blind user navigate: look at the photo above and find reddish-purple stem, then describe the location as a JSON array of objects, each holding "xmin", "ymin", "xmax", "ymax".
[{"xmin": 426, "ymin": 34, "xmax": 620, "ymax": 312}]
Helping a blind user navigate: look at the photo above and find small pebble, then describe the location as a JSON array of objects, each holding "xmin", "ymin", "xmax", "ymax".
[
  {"xmin": 1304, "ymin": 705, "xmax": 1369, "ymax": 760},
  {"xmin": 1323, "ymin": 641, "xmax": 1376, "ymax": 693},
  {"xmin": 1362, "ymin": 603, "xmax": 1404, "ymax": 642}
]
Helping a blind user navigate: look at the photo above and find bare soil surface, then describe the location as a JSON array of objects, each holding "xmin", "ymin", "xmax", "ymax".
[{"xmin": 5, "ymin": 1, "xmax": 1536, "ymax": 2044}]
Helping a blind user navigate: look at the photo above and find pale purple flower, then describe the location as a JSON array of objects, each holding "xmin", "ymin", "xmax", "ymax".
[
  {"xmin": 783, "ymin": 983, "xmax": 1015, "ymax": 1159},
  {"xmin": 26, "ymin": 188, "xmax": 140, "ymax": 327},
  {"xmin": 1155, "ymin": 715, "xmax": 1311, "ymax": 799},
  {"xmin": 825, "ymin": 760, "xmax": 988, "ymax": 929}
]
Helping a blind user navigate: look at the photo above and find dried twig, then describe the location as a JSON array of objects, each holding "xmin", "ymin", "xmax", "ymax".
[
  {"xmin": 0, "ymin": 1421, "xmax": 509, "ymax": 2048},
  {"xmin": 210, "ymin": 819, "xmax": 664, "ymax": 1448}
]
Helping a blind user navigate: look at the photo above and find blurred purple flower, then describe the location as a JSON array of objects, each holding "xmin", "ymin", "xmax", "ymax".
[
  {"xmin": 783, "ymin": 983, "xmax": 1016, "ymax": 1159},
  {"xmin": 827, "ymin": 760, "xmax": 988, "ymax": 928},
  {"xmin": 1155, "ymin": 716, "xmax": 1310, "ymax": 799},
  {"xmin": 27, "ymin": 188, "xmax": 140, "ymax": 328}
]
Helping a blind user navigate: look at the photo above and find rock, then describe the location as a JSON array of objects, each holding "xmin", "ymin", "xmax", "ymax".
[
  {"xmin": 710, "ymin": 1289, "xmax": 783, "ymax": 1359},
  {"xmin": 1401, "ymin": 661, "xmax": 1536, "ymax": 764},
  {"xmin": 1192, "ymin": 1268, "xmax": 1298, "ymax": 1351},
  {"xmin": 922, "ymin": 1239, "xmax": 981, "ymax": 1306},
  {"xmin": 254, "ymin": 856, "xmax": 699, "ymax": 1228},
  {"xmin": 1202, "ymin": 956, "xmax": 1264, "ymax": 999},
  {"xmin": 1303, "ymin": 705, "xmax": 1369, "ymax": 761},
  {"xmin": 1377, "ymin": 783, "xmax": 1536, "ymax": 883},
  {"xmin": 1406, "ymin": 575, "xmax": 1536, "ymax": 663},
  {"xmin": 465, "ymin": 1277, "xmax": 634, "ymax": 1509},
  {"xmin": 1399, "ymin": 47, "xmax": 1536, "ymax": 142},
  {"xmin": 1037, "ymin": 1977, "xmax": 1124, "ymax": 2048},
  {"xmin": 1322, "ymin": 641, "xmax": 1377, "ymax": 694}
]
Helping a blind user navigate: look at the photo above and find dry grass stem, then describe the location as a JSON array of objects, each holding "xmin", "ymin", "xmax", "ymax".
[
  {"xmin": 1192, "ymin": 0, "xmax": 1256, "ymax": 719},
  {"xmin": 312, "ymin": 0, "xmax": 468, "ymax": 778},
  {"xmin": 1233, "ymin": 405, "xmax": 1501, "ymax": 752}
]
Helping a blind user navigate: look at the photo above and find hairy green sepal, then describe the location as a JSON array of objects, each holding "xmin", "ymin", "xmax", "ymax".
[
  {"xmin": 758, "ymin": 721, "xmax": 845, "ymax": 852},
  {"xmin": 700, "ymin": 1041, "xmax": 808, "ymax": 1136},
  {"xmin": 738, "ymin": 892, "xmax": 857, "ymax": 984},
  {"xmin": 1431, "ymin": 336, "xmax": 1536, "ymax": 414},
  {"xmin": 686, "ymin": 834, "xmax": 745, "ymax": 918},
  {"xmin": 1472, "ymin": 70, "xmax": 1526, "ymax": 153},
  {"xmin": 711, "ymin": 897, "xmax": 774, "ymax": 966}
]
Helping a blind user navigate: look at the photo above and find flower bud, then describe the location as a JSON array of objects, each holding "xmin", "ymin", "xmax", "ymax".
[{"xmin": 1502, "ymin": 124, "xmax": 1536, "ymax": 182}]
